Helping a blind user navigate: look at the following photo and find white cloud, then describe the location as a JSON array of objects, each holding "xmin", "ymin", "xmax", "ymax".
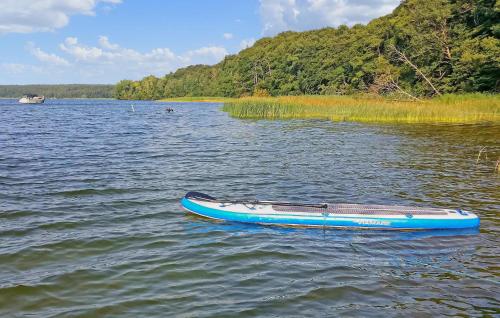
[
  {"xmin": 59, "ymin": 37, "xmax": 180, "ymax": 65},
  {"xmin": 223, "ymin": 33, "xmax": 234, "ymax": 40},
  {"xmin": 0, "ymin": 0, "xmax": 122, "ymax": 34},
  {"xmin": 240, "ymin": 38, "xmax": 256, "ymax": 50},
  {"xmin": 259, "ymin": 0, "xmax": 400, "ymax": 35},
  {"xmin": 60, "ymin": 40, "xmax": 104, "ymax": 61},
  {"xmin": 187, "ymin": 46, "xmax": 228, "ymax": 61},
  {"xmin": 98, "ymin": 36, "xmax": 119, "ymax": 50},
  {"xmin": 5, "ymin": 36, "xmax": 229, "ymax": 83},
  {"xmin": 26, "ymin": 42, "xmax": 70, "ymax": 66},
  {"xmin": 65, "ymin": 37, "xmax": 79, "ymax": 46},
  {"xmin": 1, "ymin": 63, "xmax": 41, "ymax": 74}
]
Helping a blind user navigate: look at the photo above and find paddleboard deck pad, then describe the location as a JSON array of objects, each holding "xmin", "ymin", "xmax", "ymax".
[{"xmin": 181, "ymin": 192, "xmax": 480, "ymax": 230}]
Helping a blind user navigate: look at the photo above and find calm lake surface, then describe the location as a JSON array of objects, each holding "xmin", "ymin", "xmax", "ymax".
[{"xmin": 0, "ymin": 99, "xmax": 499, "ymax": 317}]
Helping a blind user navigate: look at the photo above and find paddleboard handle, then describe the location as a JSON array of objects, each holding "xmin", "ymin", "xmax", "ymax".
[{"xmin": 185, "ymin": 191, "xmax": 328, "ymax": 209}]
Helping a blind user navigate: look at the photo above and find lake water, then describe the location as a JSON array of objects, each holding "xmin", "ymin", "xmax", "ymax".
[{"xmin": 0, "ymin": 99, "xmax": 498, "ymax": 317}]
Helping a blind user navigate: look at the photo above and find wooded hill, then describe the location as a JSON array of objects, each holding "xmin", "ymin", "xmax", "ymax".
[
  {"xmin": 115, "ymin": 0, "xmax": 499, "ymax": 100},
  {"xmin": 0, "ymin": 85, "xmax": 114, "ymax": 98}
]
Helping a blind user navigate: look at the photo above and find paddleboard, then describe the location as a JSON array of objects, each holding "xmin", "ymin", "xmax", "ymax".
[{"xmin": 181, "ymin": 192, "xmax": 480, "ymax": 230}]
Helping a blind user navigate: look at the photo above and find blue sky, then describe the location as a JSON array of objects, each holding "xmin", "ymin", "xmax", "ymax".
[{"xmin": 0, "ymin": 0, "xmax": 399, "ymax": 84}]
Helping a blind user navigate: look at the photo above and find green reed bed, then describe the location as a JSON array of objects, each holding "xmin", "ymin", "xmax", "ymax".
[{"xmin": 222, "ymin": 94, "xmax": 500, "ymax": 124}]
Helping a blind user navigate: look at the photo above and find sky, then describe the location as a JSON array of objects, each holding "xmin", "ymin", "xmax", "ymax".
[{"xmin": 0, "ymin": 0, "xmax": 400, "ymax": 84}]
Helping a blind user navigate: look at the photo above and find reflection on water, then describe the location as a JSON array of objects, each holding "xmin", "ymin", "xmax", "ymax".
[{"xmin": 0, "ymin": 99, "xmax": 498, "ymax": 317}]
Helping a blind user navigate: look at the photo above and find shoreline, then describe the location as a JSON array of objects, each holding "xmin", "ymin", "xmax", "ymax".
[
  {"xmin": 158, "ymin": 97, "xmax": 234, "ymax": 103},
  {"xmin": 158, "ymin": 94, "xmax": 500, "ymax": 124}
]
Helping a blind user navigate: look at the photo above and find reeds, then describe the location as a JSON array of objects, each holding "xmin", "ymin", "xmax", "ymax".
[
  {"xmin": 222, "ymin": 94, "xmax": 500, "ymax": 124},
  {"xmin": 475, "ymin": 146, "xmax": 500, "ymax": 174}
]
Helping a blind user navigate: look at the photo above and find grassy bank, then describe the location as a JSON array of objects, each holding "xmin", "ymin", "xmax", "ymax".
[
  {"xmin": 159, "ymin": 96, "xmax": 235, "ymax": 103},
  {"xmin": 221, "ymin": 94, "xmax": 500, "ymax": 124}
]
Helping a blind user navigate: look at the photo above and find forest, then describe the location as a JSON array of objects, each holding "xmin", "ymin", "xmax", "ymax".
[
  {"xmin": 0, "ymin": 85, "xmax": 115, "ymax": 99},
  {"xmin": 115, "ymin": 0, "xmax": 499, "ymax": 100}
]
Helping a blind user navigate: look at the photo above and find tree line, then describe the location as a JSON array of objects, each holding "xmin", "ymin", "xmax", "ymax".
[
  {"xmin": 0, "ymin": 85, "xmax": 115, "ymax": 98},
  {"xmin": 115, "ymin": 0, "xmax": 499, "ymax": 100}
]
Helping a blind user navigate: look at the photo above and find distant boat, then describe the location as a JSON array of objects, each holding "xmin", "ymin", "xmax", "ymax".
[{"xmin": 19, "ymin": 94, "xmax": 45, "ymax": 104}]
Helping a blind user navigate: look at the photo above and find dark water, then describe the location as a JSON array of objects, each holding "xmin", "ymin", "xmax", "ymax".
[{"xmin": 0, "ymin": 99, "xmax": 498, "ymax": 317}]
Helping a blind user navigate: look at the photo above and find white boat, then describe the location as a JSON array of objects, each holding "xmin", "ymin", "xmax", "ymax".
[{"xmin": 19, "ymin": 94, "xmax": 45, "ymax": 104}]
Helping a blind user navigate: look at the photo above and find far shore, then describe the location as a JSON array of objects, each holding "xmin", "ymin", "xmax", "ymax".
[{"xmin": 158, "ymin": 97, "xmax": 233, "ymax": 103}]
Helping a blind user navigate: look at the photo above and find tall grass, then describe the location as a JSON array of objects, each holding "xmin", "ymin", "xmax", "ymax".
[{"xmin": 222, "ymin": 94, "xmax": 500, "ymax": 124}]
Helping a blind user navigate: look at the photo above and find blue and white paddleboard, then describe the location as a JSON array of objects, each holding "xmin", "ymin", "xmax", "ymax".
[{"xmin": 181, "ymin": 192, "xmax": 480, "ymax": 230}]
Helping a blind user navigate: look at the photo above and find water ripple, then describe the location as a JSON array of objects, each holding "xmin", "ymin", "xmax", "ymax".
[{"xmin": 0, "ymin": 99, "xmax": 498, "ymax": 317}]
